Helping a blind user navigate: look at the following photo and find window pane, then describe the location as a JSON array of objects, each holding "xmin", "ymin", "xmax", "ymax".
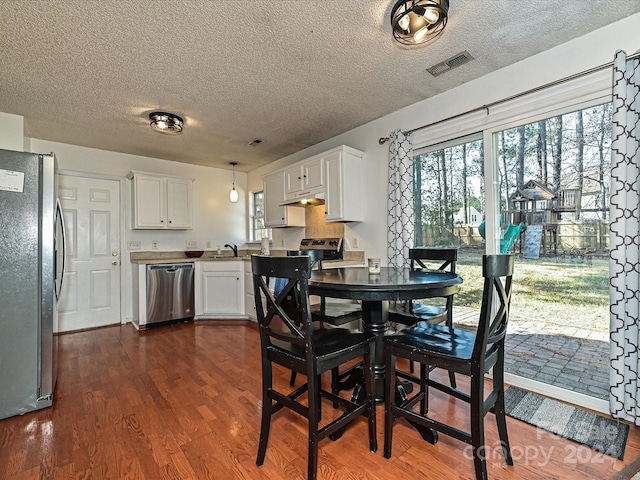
[
  {"xmin": 251, "ymin": 191, "xmax": 271, "ymax": 242},
  {"xmin": 414, "ymin": 135, "xmax": 485, "ymax": 247},
  {"xmin": 491, "ymin": 102, "xmax": 612, "ymax": 400}
]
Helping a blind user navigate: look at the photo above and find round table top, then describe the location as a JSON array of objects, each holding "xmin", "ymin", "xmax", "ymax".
[{"xmin": 308, "ymin": 266, "xmax": 462, "ymax": 302}]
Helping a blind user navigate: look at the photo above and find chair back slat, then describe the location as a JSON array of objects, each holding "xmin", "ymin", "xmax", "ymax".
[
  {"xmin": 409, "ymin": 247, "xmax": 458, "ymax": 273},
  {"xmin": 252, "ymin": 255, "xmax": 313, "ymax": 347},
  {"xmin": 474, "ymin": 254, "xmax": 514, "ymax": 359},
  {"xmin": 287, "ymin": 250, "xmax": 323, "ymax": 270}
]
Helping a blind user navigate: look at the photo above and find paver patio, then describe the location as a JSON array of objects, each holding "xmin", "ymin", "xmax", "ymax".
[{"xmin": 453, "ymin": 306, "xmax": 610, "ymax": 401}]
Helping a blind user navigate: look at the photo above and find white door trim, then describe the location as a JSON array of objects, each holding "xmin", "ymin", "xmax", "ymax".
[{"xmin": 58, "ymin": 169, "xmax": 126, "ymax": 325}]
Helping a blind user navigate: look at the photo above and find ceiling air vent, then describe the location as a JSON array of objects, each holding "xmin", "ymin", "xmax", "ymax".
[
  {"xmin": 248, "ymin": 139, "xmax": 264, "ymax": 147},
  {"xmin": 426, "ymin": 51, "xmax": 474, "ymax": 77}
]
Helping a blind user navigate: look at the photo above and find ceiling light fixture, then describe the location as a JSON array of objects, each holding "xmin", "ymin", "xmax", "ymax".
[
  {"xmin": 229, "ymin": 161, "xmax": 239, "ymax": 203},
  {"xmin": 149, "ymin": 111, "xmax": 184, "ymax": 134},
  {"xmin": 390, "ymin": 0, "xmax": 449, "ymax": 46}
]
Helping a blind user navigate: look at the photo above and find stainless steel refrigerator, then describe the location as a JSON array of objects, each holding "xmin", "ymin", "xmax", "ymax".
[{"xmin": 0, "ymin": 149, "xmax": 65, "ymax": 420}]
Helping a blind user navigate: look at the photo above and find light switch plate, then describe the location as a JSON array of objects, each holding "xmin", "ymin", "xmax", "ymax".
[
  {"xmin": 186, "ymin": 240, "xmax": 198, "ymax": 249},
  {"xmin": 127, "ymin": 241, "xmax": 141, "ymax": 250}
]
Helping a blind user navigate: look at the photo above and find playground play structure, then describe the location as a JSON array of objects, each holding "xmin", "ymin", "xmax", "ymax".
[{"xmin": 480, "ymin": 179, "xmax": 583, "ymax": 255}]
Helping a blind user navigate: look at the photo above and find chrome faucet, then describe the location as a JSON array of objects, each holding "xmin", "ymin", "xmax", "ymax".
[{"xmin": 224, "ymin": 243, "xmax": 238, "ymax": 257}]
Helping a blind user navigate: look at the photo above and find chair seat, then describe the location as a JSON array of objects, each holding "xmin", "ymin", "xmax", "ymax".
[
  {"xmin": 388, "ymin": 302, "xmax": 447, "ymax": 326},
  {"xmin": 270, "ymin": 328, "xmax": 373, "ymax": 362},
  {"xmin": 311, "ymin": 301, "xmax": 361, "ymax": 326},
  {"xmin": 384, "ymin": 322, "xmax": 476, "ymax": 362}
]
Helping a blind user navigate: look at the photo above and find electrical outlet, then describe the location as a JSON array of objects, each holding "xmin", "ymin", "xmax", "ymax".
[
  {"xmin": 152, "ymin": 241, "xmax": 159, "ymax": 250},
  {"xmin": 206, "ymin": 241, "xmax": 212, "ymax": 249},
  {"xmin": 186, "ymin": 240, "xmax": 198, "ymax": 249},
  {"xmin": 281, "ymin": 239, "xmax": 285, "ymax": 247},
  {"xmin": 127, "ymin": 241, "xmax": 141, "ymax": 250},
  {"xmin": 353, "ymin": 236, "xmax": 359, "ymax": 248}
]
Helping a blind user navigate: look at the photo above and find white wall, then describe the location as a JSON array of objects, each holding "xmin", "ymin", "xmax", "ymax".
[{"xmin": 247, "ymin": 12, "xmax": 640, "ymax": 262}]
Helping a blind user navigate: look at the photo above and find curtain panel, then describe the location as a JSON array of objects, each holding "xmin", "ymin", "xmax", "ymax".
[
  {"xmin": 387, "ymin": 129, "xmax": 414, "ymax": 267},
  {"xmin": 610, "ymin": 49, "xmax": 640, "ymax": 424}
]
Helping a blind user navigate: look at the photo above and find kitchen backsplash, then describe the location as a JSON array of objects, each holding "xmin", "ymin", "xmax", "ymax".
[{"xmin": 304, "ymin": 205, "xmax": 344, "ymax": 238}]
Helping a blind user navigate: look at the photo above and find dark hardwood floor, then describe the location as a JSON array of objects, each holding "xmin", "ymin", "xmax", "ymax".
[{"xmin": 0, "ymin": 321, "xmax": 637, "ymax": 479}]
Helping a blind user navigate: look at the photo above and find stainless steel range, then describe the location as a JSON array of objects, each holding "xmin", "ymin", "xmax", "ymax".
[{"xmin": 299, "ymin": 237, "xmax": 343, "ymax": 261}]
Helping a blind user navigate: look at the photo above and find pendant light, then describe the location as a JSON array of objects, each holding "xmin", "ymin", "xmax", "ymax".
[{"xmin": 229, "ymin": 161, "xmax": 239, "ymax": 203}]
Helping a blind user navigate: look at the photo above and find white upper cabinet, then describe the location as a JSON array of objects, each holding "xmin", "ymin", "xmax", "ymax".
[
  {"xmin": 283, "ymin": 156, "xmax": 325, "ymax": 201},
  {"xmin": 128, "ymin": 171, "xmax": 193, "ymax": 229},
  {"xmin": 324, "ymin": 146, "xmax": 364, "ymax": 222},
  {"xmin": 262, "ymin": 145, "xmax": 364, "ymax": 226},
  {"xmin": 264, "ymin": 171, "xmax": 305, "ymax": 228}
]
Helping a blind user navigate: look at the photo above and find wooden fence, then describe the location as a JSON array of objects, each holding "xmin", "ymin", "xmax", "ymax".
[{"xmin": 421, "ymin": 219, "xmax": 610, "ymax": 252}]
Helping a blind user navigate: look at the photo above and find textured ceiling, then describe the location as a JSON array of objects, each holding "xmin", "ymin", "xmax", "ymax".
[{"xmin": 0, "ymin": 1, "xmax": 638, "ymax": 172}]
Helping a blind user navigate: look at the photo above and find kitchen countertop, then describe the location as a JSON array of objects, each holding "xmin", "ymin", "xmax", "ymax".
[{"xmin": 130, "ymin": 250, "xmax": 365, "ymax": 267}]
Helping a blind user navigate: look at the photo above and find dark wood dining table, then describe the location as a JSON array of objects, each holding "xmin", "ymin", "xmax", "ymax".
[{"xmin": 308, "ymin": 266, "xmax": 463, "ymax": 402}]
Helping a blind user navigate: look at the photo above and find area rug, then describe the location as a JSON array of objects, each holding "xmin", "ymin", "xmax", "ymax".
[{"xmin": 503, "ymin": 386, "xmax": 629, "ymax": 460}]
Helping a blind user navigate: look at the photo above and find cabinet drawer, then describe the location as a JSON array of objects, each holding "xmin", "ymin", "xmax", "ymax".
[{"xmin": 202, "ymin": 261, "xmax": 242, "ymax": 273}]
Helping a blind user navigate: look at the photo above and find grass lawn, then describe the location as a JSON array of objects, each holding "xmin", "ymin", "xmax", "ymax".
[{"xmin": 453, "ymin": 250, "xmax": 610, "ymax": 333}]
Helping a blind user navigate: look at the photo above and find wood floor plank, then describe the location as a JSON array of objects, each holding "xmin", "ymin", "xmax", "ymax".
[{"xmin": 0, "ymin": 320, "xmax": 638, "ymax": 480}]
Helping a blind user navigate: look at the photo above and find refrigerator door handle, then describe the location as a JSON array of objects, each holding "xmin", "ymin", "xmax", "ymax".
[{"xmin": 55, "ymin": 198, "xmax": 66, "ymax": 306}]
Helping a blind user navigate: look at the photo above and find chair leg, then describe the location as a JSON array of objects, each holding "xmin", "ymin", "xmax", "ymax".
[
  {"xmin": 470, "ymin": 376, "xmax": 488, "ymax": 480},
  {"xmin": 307, "ymin": 371, "xmax": 320, "ymax": 480},
  {"xmin": 290, "ymin": 370, "xmax": 297, "ymax": 386},
  {"xmin": 257, "ymin": 363, "xmax": 273, "ymax": 466},
  {"xmin": 445, "ymin": 312, "xmax": 457, "ymax": 389},
  {"xmin": 383, "ymin": 350, "xmax": 397, "ymax": 459},
  {"xmin": 448, "ymin": 371, "xmax": 457, "ymax": 389},
  {"xmin": 492, "ymin": 356, "xmax": 513, "ymax": 465},
  {"xmin": 419, "ymin": 362, "xmax": 428, "ymax": 415}
]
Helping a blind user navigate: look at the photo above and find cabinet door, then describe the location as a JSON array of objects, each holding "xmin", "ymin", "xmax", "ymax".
[
  {"xmin": 324, "ymin": 148, "xmax": 363, "ymax": 222},
  {"xmin": 134, "ymin": 175, "xmax": 166, "ymax": 228},
  {"xmin": 166, "ymin": 178, "xmax": 192, "ymax": 229},
  {"xmin": 202, "ymin": 269, "xmax": 243, "ymax": 315},
  {"xmin": 264, "ymin": 172, "xmax": 287, "ymax": 227},
  {"xmin": 283, "ymin": 164, "xmax": 303, "ymax": 197},
  {"xmin": 303, "ymin": 157, "xmax": 324, "ymax": 190},
  {"xmin": 264, "ymin": 172, "xmax": 304, "ymax": 227},
  {"xmin": 324, "ymin": 151, "xmax": 343, "ymax": 221},
  {"xmin": 244, "ymin": 262, "xmax": 256, "ymax": 320}
]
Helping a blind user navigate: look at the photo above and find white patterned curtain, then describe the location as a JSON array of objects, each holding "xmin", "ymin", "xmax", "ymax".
[
  {"xmin": 610, "ymin": 49, "xmax": 640, "ymax": 424},
  {"xmin": 387, "ymin": 129, "xmax": 414, "ymax": 267}
]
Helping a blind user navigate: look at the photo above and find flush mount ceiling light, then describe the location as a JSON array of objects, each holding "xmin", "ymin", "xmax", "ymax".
[
  {"xmin": 390, "ymin": 0, "xmax": 449, "ymax": 46},
  {"xmin": 149, "ymin": 111, "xmax": 184, "ymax": 134},
  {"xmin": 229, "ymin": 161, "xmax": 239, "ymax": 203}
]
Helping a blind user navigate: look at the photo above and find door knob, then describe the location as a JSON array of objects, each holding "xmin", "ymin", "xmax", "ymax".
[
  {"xmin": 112, "ymin": 251, "xmax": 119, "ymax": 257},
  {"xmin": 112, "ymin": 260, "xmax": 119, "ymax": 266}
]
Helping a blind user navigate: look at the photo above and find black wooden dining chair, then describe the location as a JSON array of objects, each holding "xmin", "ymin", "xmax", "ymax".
[
  {"xmin": 286, "ymin": 250, "xmax": 362, "ymax": 387},
  {"xmin": 383, "ymin": 254, "xmax": 514, "ymax": 480},
  {"xmin": 287, "ymin": 250, "xmax": 362, "ymax": 327},
  {"xmin": 252, "ymin": 255, "xmax": 377, "ymax": 480},
  {"xmin": 388, "ymin": 247, "xmax": 458, "ymax": 327},
  {"xmin": 389, "ymin": 247, "xmax": 458, "ymax": 384}
]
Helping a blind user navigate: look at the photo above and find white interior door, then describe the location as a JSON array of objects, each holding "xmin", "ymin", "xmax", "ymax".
[{"xmin": 56, "ymin": 175, "xmax": 121, "ymax": 332}]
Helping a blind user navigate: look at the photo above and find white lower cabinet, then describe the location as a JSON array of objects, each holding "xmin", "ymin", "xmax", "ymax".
[
  {"xmin": 200, "ymin": 261, "xmax": 244, "ymax": 317},
  {"xmin": 244, "ymin": 261, "xmax": 256, "ymax": 321}
]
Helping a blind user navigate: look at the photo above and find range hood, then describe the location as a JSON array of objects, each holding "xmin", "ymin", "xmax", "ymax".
[{"xmin": 279, "ymin": 192, "xmax": 325, "ymax": 207}]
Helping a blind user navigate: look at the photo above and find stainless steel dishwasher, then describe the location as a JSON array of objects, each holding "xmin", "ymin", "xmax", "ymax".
[{"xmin": 146, "ymin": 263, "xmax": 195, "ymax": 325}]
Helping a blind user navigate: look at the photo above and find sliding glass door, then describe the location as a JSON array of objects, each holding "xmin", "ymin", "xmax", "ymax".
[{"xmin": 412, "ymin": 102, "xmax": 613, "ymax": 408}]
